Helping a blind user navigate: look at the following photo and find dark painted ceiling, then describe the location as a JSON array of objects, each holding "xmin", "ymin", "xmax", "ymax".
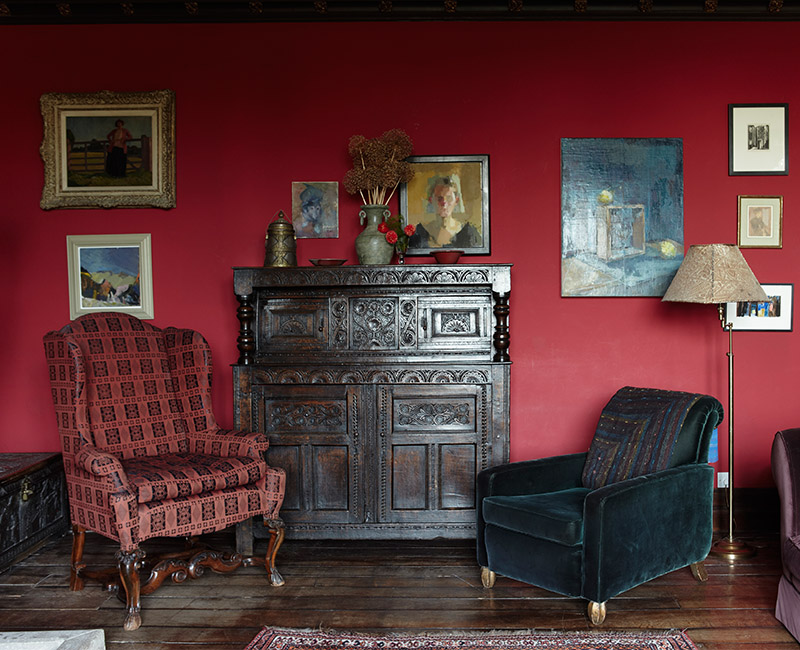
[{"xmin": 0, "ymin": 0, "xmax": 796, "ymax": 24}]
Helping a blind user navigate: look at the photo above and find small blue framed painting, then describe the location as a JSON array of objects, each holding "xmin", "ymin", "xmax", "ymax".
[
  {"xmin": 291, "ymin": 181, "xmax": 339, "ymax": 238},
  {"xmin": 561, "ymin": 138, "xmax": 684, "ymax": 297}
]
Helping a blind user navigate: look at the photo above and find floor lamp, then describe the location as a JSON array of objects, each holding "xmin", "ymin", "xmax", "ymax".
[{"xmin": 662, "ymin": 243, "xmax": 767, "ymax": 562}]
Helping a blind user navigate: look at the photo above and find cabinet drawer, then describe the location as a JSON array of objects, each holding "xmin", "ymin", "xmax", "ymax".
[
  {"xmin": 259, "ymin": 297, "xmax": 328, "ymax": 352},
  {"xmin": 417, "ymin": 296, "xmax": 492, "ymax": 353}
]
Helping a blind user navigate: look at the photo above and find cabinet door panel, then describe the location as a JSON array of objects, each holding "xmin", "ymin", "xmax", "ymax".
[
  {"xmin": 439, "ymin": 444, "xmax": 476, "ymax": 509},
  {"xmin": 378, "ymin": 384, "xmax": 488, "ymax": 524},
  {"xmin": 255, "ymin": 384, "xmax": 362, "ymax": 526},
  {"xmin": 417, "ymin": 296, "xmax": 492, "ymax": 354},
  {"xmin": 390, "ymin": 445, "xmax": 428, "ymax": 510}
]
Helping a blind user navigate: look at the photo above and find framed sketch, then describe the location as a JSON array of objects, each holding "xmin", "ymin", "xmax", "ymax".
[
  {"xmin": 399, "ymin": 154, "xmax": 490, "ymax": 256},
  {"xmin": 291, "ymin": 181, "xmax": 339, "ymax": 238},
  {"xmin": 40, "ymin": 90, "xmax": 176, "ymax": 209},
  {"xmin": 66, "ymin": 233, "xmax": 154, "ymax": 320},
  {"xmin": 729, "ymin": 103, "xmax": 788, "ymax": 176},
  {"xmin": 725, "ymin": 283, "xmax": 793, "ymax": 331},
  {"xmin": 738, "ymin": 195, "xmax": 783, "ymax": 248}
]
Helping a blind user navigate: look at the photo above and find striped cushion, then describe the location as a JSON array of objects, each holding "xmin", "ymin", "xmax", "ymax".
[{"xmin": 581, "ymin": 386, "xmax": 702, "ymax": 489}]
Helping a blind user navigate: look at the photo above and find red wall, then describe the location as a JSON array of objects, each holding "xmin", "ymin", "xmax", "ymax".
[{"xmin": 1, "ymin": 21, "xmax": 797, "ymax": 487}]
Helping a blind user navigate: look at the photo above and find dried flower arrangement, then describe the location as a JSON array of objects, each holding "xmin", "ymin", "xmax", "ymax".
[
  {"xmin": 378, "ymin": 214, "xmax": 416, "ymax": 255},
  {"xmin": 343, "ymin": 129, "xmax": 414, "ymax": 206}
]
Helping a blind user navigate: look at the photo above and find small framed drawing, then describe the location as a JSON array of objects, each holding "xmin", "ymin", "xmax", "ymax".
[
  {"xmin": 725, "ymin": 283, "xmax": 793, "ymax": 332},
  {"xmin": 738, "ymin": 195, "xmax": 783, "ymax": 248},
  {"xmin": 291, "ymin": 181, "xmax": 339, "ymax": 238},
  {"xmin": 40, "ymin": 90, "xmax": 176, "ymax": 209},
  {"xmin": 66, "ymin": 233, "xmax": 154, "ymax": 320},
  {"xmin": 729, "ymin": 103, "xmax": 788, "ymax": 176},
  {"xmin": 399, "ymin": 154, "xmax": 490, "ymax": 256}
]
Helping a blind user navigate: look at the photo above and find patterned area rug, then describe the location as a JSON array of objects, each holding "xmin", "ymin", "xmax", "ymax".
[{"xmin": 245, "ymin": 627, "xmax": 698, "ymax": 650}]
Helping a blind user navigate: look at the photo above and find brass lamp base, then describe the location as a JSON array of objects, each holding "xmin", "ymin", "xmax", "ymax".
[{"xmin": 710, "ymin": 537, "xmax": 756, "ymax": 562}]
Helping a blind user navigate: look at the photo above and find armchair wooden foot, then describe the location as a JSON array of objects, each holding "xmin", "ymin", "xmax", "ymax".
[
  {"xmin": 588, "ymin": 600, "xmax": 607, "ymax": 625},
  {"xmin": 480, "ymin": 567, "xmax": 496, "ymax": 588},
  {"xmin": 265, "ymin": 518, "xmax": 285, "ymax": 586},
  {"xmin": 117, "ymin": 549, "xmax": 145, "ymax": 632},
  {"xmin": 690, "ymin": 560, "xmax": 708, "ymax": 582},
  {"xmin": 70, "ymin": 525, "xmax": 86, "ymax": 592}
]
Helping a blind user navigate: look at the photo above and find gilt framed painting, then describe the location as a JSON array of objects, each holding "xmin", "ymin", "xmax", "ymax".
[
  {"xmin": 40, "ymin": 90, "xmax": 176, "ymax": 209},
  {"xmin": 399, "ymin": 155, "xmax": 490, "ymax": 256}
]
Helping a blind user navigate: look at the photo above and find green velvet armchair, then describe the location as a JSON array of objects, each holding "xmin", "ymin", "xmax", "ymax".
[{"xmin": 477, "ymin": 386, "xmax": 723, "ymax": 624}]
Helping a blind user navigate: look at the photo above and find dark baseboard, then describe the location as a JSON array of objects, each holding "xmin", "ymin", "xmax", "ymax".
[{"xmin": 714, "ymin": 487, "xmax": 780, "ymax": 534}]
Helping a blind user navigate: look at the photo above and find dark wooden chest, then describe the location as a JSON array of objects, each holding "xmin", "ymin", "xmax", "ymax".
[
  {"xmin": 0, "ymin": 453, "xmax": 69, "ymax": 570},
  {"xmin": 233, "ymin": 264, "xmax": 512, "ymax": 541}
]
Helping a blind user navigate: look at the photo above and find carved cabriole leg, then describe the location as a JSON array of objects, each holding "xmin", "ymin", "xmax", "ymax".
[
  {"xmin": 480, "ymin": 567, "xmax": 496, "ymax": 588},
  {"xmin": 265, "ymin": 518, "xmax": 285, "ymax": 587},
  {"xmin": 588, "ymin": 600, "xmax": 607, "ymax": 625},
  {"xmin": 70, "ymin": 525, "xmax": 86, "ymax": 591},
  {"xmin": 690, "ymin": 560, "xmax": 709, "ymax": 582},
  {"xmin": 116, "ymin": 548, "xmax": 145, "ymax": 632}
]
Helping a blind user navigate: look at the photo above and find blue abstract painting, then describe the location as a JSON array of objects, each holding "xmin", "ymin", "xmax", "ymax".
[{"xmin": 561, "ymin": 138, "xmax": 684, "ymax": 297}]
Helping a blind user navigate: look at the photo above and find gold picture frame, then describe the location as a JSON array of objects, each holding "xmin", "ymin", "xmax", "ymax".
[
  {"xmin": 66, "ymin": 233, "xmax": 154, "ymax": 320},
  {"xmin": 40, "ymin": 89, "xmax": 176, "ymax": 209},
  {"xmin": 737, "ymin": 195, "xmax": 783, "ymax": 248}
]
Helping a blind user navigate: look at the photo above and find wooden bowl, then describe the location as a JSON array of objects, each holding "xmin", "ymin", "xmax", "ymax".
[
  {"xmin": 432, "ymin": 250, "xmax": 464, "ymax": 264},
  {"xmin": 310, "ymin": 258, "xmax": 347, "ymax": 266}
]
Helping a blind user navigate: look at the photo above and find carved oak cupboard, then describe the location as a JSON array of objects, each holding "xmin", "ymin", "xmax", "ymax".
[{"xmin": 233, "ymin": 264, "xmax": 511, "ymax": 542}]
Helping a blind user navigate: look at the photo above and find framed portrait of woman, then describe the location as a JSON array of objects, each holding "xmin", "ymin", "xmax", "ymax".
[{"xmin": 399, "ymin": 154, "xmax": 490, "ymax": 256}]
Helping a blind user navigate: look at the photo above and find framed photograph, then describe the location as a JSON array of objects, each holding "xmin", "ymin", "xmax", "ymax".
[
  {"xmin": 399, "ymin": 154, "xmax": 490, "ymax": 256},
  {"xmin": 738, "ymin": 195, "xmax": 783, "ymax": 248},
  {"xmin": 66, "ymin": 233, "xmax": 154, "ymax": 320},
  {"xmin": 729, "ymin": 103, "xmax": 788, "ymax": 176},
  {"xmin": 291, "ymin": 181, "xmax": 339, "ymax": 238},
  {"xmin": 40, "ymin": 90, "xmax": 176, "ymax": 209},
  {"xmin": 725, "ymin": 283, "xmax": 793, "ymax": 332}
]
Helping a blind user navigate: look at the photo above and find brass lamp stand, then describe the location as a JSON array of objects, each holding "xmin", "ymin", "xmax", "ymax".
[
  {"xmin": 710, "ymin": 303, "xmax": 757, "ymax": 561},
  {"xmin": 663, "ymin": 244, "xmax": 767, "ymax": 562}
]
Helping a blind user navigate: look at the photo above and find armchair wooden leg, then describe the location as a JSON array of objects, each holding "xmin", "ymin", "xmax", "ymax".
[
  {"xmin": 480, "ymin": 567, "xmax": 496, "ymax": 588},
  {"xmin": 588, "ymin": 600, "xmax": 607, "ymax": 625},
  {"xmin": 690, "ymin": 560, "xmax": 709, "ymax": 582},
  {"xmin": 70, "ymin": 525, "xmax": 86, "ymax": 591},
  {"xmin": 264, "ymin": 518, "xmax": 285, "ymax": 587},
  {"xmin": 116, "ymin": 548, "xmax": 145, "ymax": 631}
]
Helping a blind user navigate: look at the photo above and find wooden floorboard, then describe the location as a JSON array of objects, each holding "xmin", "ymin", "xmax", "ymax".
[{"xmin": 0, "ymin": 531, "xmax": 796, "ymax": 649}]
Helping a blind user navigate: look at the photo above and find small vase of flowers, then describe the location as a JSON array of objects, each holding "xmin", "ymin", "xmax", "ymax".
[{"xmin": 378, "ymin": 214, "xmax": 416, "ymax": 264}]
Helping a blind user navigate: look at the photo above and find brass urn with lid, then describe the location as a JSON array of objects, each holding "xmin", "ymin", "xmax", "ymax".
[{"xmin": 264, "ymin": 210, "xmax": 297, "ymax": 267}]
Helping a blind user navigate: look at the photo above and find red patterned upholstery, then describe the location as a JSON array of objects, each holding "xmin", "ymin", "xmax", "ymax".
[{"xmin": 43, "ymin": 313, "xmax": 286, "ymax": 631}]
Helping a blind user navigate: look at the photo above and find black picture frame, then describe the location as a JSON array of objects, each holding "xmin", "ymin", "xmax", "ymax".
[
  {"xmin": 399, "ymin": 154, "xmax": 490, "ymax": 256},
  {"xmin": 729, "ymin": 103, "xmax": 788, "ymax": 176}
]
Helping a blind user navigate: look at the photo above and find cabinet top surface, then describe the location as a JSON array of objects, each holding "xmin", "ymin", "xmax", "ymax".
[{"xmin": 0, "ymin": 453, "xmax": 61, "ymax": 483}]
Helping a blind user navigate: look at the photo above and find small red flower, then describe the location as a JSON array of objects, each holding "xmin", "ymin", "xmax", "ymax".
[
  {"xmin": 377, "ymin": 221, "xmax": 389, "ymax": 233},
  {"xmin": 404, "ymin": 224, "xmax": 416, "ymax": 236},
  {"xmin": 385, "ymin": 231, "xmax": 399, "ymax": 244}
]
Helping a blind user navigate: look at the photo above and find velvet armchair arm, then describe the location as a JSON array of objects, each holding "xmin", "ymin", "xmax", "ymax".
[
  {"xmin": 477, "ymin": 453, "xmax": 587, "ymax": 566},
  {"xmin": 582, "ymin": 462, "xmax": 714, "ymax": 604}
]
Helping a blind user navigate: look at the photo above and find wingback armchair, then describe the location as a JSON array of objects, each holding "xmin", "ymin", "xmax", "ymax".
[
  {"xmin": 43, "ymin": 312, "xmax": 286, "ymax": 631},
  {"xmin": 477, "ymin": 386, "xmax": 723, "ymax": 624},
  {"xmin": 772, "ymin": 427, "xmax": 800, "ymax": 642}
]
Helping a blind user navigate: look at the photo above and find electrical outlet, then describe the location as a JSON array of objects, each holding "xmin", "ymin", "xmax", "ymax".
[{"xmin": 717, "ymin": 472, "xmax": 729, "ymax": 488}]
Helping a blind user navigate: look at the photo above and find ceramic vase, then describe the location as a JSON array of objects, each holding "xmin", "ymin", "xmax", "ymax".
[{"xmin": 355, "ymin": 204, "xmax": 393, "ymax": 265}]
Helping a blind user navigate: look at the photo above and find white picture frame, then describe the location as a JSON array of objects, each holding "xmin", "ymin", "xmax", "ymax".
[
  {"xmin": 66, "ymin": 233, "xmax": 154, "ymax": 320},
  {"xmin": 725, "ymin": 283, "xmax": 793, "ymax": 331}
]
